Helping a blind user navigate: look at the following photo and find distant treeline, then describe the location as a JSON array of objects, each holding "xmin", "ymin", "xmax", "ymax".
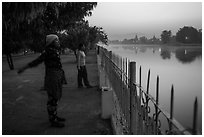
[{"xmin": 109, "ymin": 26, "xmax": 202, "ymax": 46}]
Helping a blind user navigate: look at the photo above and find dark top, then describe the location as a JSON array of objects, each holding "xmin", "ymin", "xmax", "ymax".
[{"xmin": 28, "ymin": 46, "xmax": 62, "ymax": 70}]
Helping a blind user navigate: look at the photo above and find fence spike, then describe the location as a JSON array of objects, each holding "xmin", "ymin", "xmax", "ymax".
[
  {"xmin": 147, "ymin": 69, "xmax": 150, "ymax": 95},
  {"xmin": 139, "ymin": 66, "xmax": 142, "ymax": 100},
  {"xmin": 155, "ymin": 75, "xmax": 159, "ymax": 134},
  {"xmin": 156, "ymin": 76, "xmax": 159, "ymax": 104},
  {"xmin": 170, "ymin": 85, "xmax": 174, "ymax": 132},
  {"xmin": 192, "ymin": 97, "xmax": 198, "ymax": 135}
]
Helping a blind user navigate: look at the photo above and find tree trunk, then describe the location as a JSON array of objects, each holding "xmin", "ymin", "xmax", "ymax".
[{"xmin": 6, "ymin": 53, "xmax": 14, "ymax": 70}]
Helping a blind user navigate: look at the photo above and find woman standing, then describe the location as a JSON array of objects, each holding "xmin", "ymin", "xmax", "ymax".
[
  {"xmin": 18, "ymin": 34, "xmax": 67, "ymax": 128},
  {"xmin": 77, "ymin": 43, "xmax": 92, "ymax": 88}
]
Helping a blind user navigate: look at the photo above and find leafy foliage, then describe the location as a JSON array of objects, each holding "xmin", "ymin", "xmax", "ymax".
[
  {"xmin": 176, "ymin": 26, "xmax": 202, "ymax": 44},
  {"xmin": 56, "ymin": 2, "xmax": 97, "ymax": 31},
  {"xmin": 2, "ymin": 2, "xmax": 98, "ymax": 54},
  {"xmin": 88, "ymin": 26, "xmax": 108, "ymax": 47},
  {"xmin": 2, "ymin": 2, "xmax": 47, "ymax": 33},
  {"xmin": 59, "ymin": 21, "xmax": 108, "ymax": 53},
  {"xmin": 139, "ymin": 36, "xmax": 148, "ymax": 43},
  {"xmin": 59, "ymin": 21, "xmax": 89, "ymax": 53},
  {"xmin": 2, "ymin": 2, "xmax": 100, "ymax": 70},
  {"xmin": 161, "ymin": 30, "xmax": 171, "ymax": 44}
]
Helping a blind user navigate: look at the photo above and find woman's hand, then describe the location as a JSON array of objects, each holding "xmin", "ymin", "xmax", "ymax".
[
  {"xmin": 17, "ymin": 67, "xmax": 25, "ymax": 74},
  {"xmin": 17, "ymin": 65, "xmax": 28, "ymax": 74}
]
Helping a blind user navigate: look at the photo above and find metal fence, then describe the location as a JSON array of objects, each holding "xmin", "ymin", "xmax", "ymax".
[{"xmin": 98, "ymin": 46, "xmax": 199, "ymax": 135}]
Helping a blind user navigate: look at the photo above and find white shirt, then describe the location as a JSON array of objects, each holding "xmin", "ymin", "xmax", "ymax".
[{"xmin": 77, "ymin": 50, "xmax": 86, "ymax": 66}]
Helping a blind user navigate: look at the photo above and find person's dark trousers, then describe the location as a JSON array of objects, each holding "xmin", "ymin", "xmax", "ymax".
[
  {"xmin": 47, "ymin": 96, "xmax": 65, "ymax": 127},
  {"xmin": 47, "ymin": 97, "xmax": 58, "ymax": 122},
  {"xmin": 78, "ymin": 66, "xmax": 90, "ymax": 87}
]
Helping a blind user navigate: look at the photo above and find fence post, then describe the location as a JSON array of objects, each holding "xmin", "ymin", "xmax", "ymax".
[
  {"xmin": 120, "ymin": 57, "xmax": 123, "ymax": 108},
  {"xmin": 169, "ymin": 85, "xmax": 174, "ymax": 133},
  {"xmin": 146, "ymin": 69, "xmax": 150, "ymax": 109},
  {"xmin": 129, "ymin": 62, "xmax": 136, "ymax": 134},
  {"xmin": 125, "ymin": 58, "xmax": 128, "ymax": 85},
  {"xmin": 145, "ymin": 69, "xmax": 150, "ymax": 134},
  {"xmin": 155, "ymin": 76, "xmax": 159, "ymax": 134},
  {"xmin": 192, "ymin": 97, "xmax": 198, "ymax": 135},
  {"xmin": 146, "ymin": 69, "xmax": 150, "ymax": 95},
  {"xmin": 139, "ymin": 66, "xmax": 142, "ymax": 102},
  {"xmin": 138, "ymin": 66, "xmax": 142, "ymax": 134}
]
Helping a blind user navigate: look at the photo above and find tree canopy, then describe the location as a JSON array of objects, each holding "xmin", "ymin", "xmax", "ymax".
[
  {"xmin": 59, "ymin": 20, "xmax": 108, "ymax": 56},
  {"xmin": 3, "ymin": 2, "xmax": 98, "ymax": 54},
  {"xmin": 176, "ymin": 26, "xmax": 202, "ymax": 44},
  {"xmin": 2, "ymin": 3, "xmax": 47, "ymax": 33},
  {"xmin": 161, "ymin": 30, "xmax": 171, "ymax": 44},
  {"xmin": 3, "ymin": 2, "xmax": 109, "ymax": 70}
]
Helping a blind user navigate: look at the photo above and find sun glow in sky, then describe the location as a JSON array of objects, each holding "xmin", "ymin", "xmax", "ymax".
[{"xmin": 85, "ymin": 2, "xmax": 202, "ymax": 40}]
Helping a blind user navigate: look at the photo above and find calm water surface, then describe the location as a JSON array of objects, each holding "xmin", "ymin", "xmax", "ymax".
[{"xmin": 105, "ymin": 44, "xmax": 202, "ymax": 133}]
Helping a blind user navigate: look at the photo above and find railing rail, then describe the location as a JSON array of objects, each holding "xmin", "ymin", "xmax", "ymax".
[{"xmin": 98, "ymin": 46, "xmax": 199, "ymax": 135}]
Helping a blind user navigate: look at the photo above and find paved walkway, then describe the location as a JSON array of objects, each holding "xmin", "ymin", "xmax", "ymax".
[{"xmin": 2, "ymin": 50, "xmax": 112, "ymax": 135}]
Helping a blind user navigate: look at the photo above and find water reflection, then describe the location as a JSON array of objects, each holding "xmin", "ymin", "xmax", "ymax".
[
  {"xmin": 135, "ymin": 47, "xmax": 138, "ymax": 54},
  {"xmin": 160, "ymin": 48, "xmax": 171, "ymax": 59},
  {"xmin": 175, "ymin": 48, "xmax": 202, "ymax": 63},
  {"xmin": 122, "ymin": 45, "xmax": 135, "ymax": 50},
  {"xmin": 117, "ymin": 45, "xmax": 202, "ymax": 64},
  {"xmin": 152, "ymin": 48, "xmax": 155, "ymax": 53},
  {"xmin": 139, "ymin": 46, "xmax": 147, "ymax": 53}
]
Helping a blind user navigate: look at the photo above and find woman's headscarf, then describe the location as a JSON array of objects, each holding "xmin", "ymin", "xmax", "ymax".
[{"xmin": 46, "ymin": 34, "xmax": 59, "ymax": 46}]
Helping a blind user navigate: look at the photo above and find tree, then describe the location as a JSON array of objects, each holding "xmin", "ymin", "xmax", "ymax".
[
  {"xmin": 89, "ymin": 26, "xmax": 108, "ymax": 47},
  {"xmin": 2, "ymin": 2, "xmax": 97, "ymax": 70},
  {"xmin": 27, "ymin": 2, "xmax": 97, "ymax": 52},
  {"xmin": 139, "ymin": 36, "xmax": 148, "ymax": 44},
  {"xmin": 2, "ymin": 3, "xmax": 48, "ymax": 32},
  {"xmin": 176, "ymin": 26, "xmax": 202, "ymax": 44},
  {"xmin": 42, "ymin": 3, "xmax": 59, "ymax": 34},
  {"xmin": 2, "ymin": 2, "xmax": 48, "ymax": 69},
  {"xmin": 134, "ymin": 34, "xmax": 138, "ymax": 42},
  {"xmin": 148, "ymin": 35, "xmax": 160, "ymax": 44},
  {"xmin": 59, "ymin": 20, "xmax": 90, "ymax": 59},
  {"xmin": 59, "ymin": 21, "xmax": 108, "ymax": 61},
  {"xmin": 161, "ymin": 30, "xmax": 171, "ymax": 44},
  {"xmin": 28, "ymin": 2, "xmax": 97, "ymax": 51},
  {"xmin": 130, "ymin": 34, "xmax": 139, "ymax": 44},
  {"xmin": 56, "ymin": 2, "xmax": 97, "ymax": 31}
]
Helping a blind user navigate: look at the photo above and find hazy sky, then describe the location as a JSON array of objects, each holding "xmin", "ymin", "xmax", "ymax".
[{"xmin": 85, "ymin": 2, "xmax": 202, "ymax": 40}]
